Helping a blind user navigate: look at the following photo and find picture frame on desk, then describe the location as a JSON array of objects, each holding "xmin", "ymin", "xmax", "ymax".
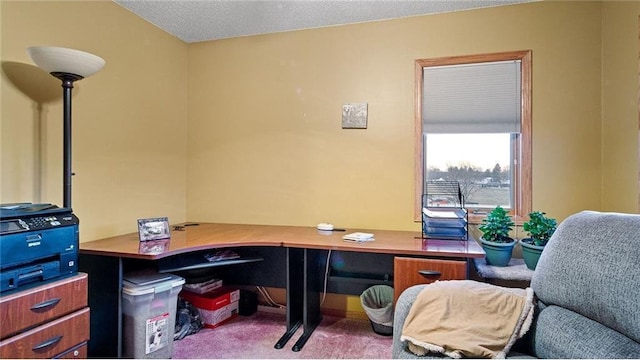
[{"xmin": 137, "ymin": 217, "xmax": 171, "ymax": 242}]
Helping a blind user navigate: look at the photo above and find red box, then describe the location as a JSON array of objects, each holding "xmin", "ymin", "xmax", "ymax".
[{"xmin": 180, "ymin": 287, "xmax": 240, "ymax": 328}]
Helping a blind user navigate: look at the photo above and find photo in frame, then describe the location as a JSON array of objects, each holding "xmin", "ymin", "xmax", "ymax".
[{"xmin": 137, "ymin": 217, "xmax": 171, "ymax": 242}]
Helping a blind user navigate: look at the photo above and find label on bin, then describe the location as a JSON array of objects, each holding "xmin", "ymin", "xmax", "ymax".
[{"xmin": 145, "ymin": 312, "xmax": 170, "ymax": 354}]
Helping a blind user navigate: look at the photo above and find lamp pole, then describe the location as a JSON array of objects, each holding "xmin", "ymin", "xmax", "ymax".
[{"xmin": 52, "ymin": 72, "xmax": 83, "ymax": 208}]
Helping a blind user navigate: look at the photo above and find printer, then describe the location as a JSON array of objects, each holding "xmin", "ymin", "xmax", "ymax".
[{"xmin": 0, "ymin": 203, "xmax": 78, "ymax": 293}]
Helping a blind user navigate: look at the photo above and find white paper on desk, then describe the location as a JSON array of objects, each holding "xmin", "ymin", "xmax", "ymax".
[
  {"xmin": 342, "ymin": 232, "xmax": 375, "ymax": 242},
  {"xmin": 423, "ymin": 208, "xmax": 462, "ymax": 218}
]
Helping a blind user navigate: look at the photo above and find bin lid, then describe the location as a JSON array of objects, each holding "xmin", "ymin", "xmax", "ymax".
[{"xmin": 123, "ymin": 272, "xmax": 185, "ymax": 296}]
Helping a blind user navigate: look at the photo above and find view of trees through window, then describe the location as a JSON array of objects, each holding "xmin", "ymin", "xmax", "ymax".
[{"xmin": 425, "ymin": 133, "xmax": 512, "ymax": 210}]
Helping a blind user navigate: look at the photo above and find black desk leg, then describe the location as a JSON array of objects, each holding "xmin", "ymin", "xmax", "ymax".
[
  {"xmin": 291, "ymin": 248, "xmax": 322, "ymax": 352},
  {"xmin": 78, "ymin": 254, "xmax": 123, "ymax": 358},
  {"xmin": 275, "ymin": 247, "xmax": 304, "ymax": 349}
]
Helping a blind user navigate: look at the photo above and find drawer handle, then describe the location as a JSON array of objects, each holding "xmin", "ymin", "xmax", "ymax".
[
  {"xmin": 32, "ymin": 335, "xmax": 63, "ymax": 351},
  {"xmin": 418, "ymin": 270, "xmax": 442, "ymax": 279},
  {"xmin": 31, "ymin": 298, "xmax": 61, "ymax": 311}
]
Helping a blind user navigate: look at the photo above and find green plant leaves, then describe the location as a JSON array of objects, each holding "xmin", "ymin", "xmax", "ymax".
[
  {"xmin": 479, "ymin": 206, "xmax": 514, "ymax": 243},
  {"xmin": 523, "ymin": 211, "xmax": 557, "ymax": 247}
]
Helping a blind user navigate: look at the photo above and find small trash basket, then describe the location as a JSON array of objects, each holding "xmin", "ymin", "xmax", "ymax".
[
  {"xmin": 360, "ymin": 285, "xmax": 394, "ymax": 336},
  {"xmin": 122, "ymin": 272, "xmax": 185, "ymax": 359}
]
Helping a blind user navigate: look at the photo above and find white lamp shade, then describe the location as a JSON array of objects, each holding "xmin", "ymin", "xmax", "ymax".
[{"xmin": 27, "ymin": 46, "xmax": 105, "ymax": 78}]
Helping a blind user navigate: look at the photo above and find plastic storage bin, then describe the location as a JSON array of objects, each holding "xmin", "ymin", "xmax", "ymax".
[
  {"xmin": 179, "ymin": 287, "xmax": 240, "ymax": 328},
  {"xmin": 122, "ymin": 272, "xmax": 185, "ymax": 359}
]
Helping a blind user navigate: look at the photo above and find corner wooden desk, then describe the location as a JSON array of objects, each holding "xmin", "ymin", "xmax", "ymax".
[{"xmin": 79, "ymin": 223, "xmax": 484, "ymax": 357}]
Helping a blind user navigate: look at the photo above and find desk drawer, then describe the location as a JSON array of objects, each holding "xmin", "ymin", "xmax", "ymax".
[
  {"xmin": 0, "ymin": 273, "xmax": 87, "ymax": 339},
  {"xmin": 57, "ymin": 342, "xmax": 87, "ymax": 359},
  {"xmin": 0, "ymin": 307, "xmax": 89, "ymax": 359},
  {"xmin": 394, "ymin": 257, "xmax": 466, "ymax": 302}
]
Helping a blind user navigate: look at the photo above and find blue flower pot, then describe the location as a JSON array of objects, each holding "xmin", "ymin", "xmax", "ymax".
[
  {"xmin": 479, "ymin": 237, "xmax": 516, "ymax": 267},
  {"xmin": 520, "ymin": 238, "xmax": 545, "ymax": 270}
]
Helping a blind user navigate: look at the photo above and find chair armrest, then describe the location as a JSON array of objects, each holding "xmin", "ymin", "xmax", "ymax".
[{"xmin": 392, "ymin": 284, "xmax": 429, "ymax": 358}]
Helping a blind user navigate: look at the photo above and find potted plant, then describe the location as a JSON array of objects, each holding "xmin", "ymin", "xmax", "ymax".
[
  {"xmin": 478, "ymin": 206, "xmax": 516, "ymax": 267},
  {"xmin": 520, "ymin": 211, "xmax": 557, "ymax": 270}
]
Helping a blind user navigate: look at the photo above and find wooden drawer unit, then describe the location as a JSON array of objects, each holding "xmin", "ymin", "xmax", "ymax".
[
  {"xmin": 394, "ymin": 257, "xmax": 466, "ymax": 302},
  {"xmin": 0, "ymin": 308, "xmax": 89, "ymax": 359},
  {"xmin": 0, "ymin": 273, "xmax": 89, "ymax": 358}
]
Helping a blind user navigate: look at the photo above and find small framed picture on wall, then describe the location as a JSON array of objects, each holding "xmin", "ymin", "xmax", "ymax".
[{"xmin": 137, "ymin": 217, "xmax": 171, "ymax": 242}]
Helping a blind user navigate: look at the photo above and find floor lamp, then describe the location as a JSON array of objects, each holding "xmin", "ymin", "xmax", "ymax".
[{"xmin": 27, "ymin": 46, "xmax": 105, "ymax": 209}]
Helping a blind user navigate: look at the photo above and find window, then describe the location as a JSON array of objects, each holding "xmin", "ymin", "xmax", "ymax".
[
  {"xmin": 414, "ymin": 51, "xmax": 532, "ymax": 224},
  {"xmin": 425, "ymin": 133, "xmax": 513, "ymax": 208}
]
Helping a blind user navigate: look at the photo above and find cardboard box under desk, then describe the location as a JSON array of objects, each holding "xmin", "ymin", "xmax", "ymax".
[{"xmin": 180, "ymin": 287, "xmax": 240, "ymax": 328}]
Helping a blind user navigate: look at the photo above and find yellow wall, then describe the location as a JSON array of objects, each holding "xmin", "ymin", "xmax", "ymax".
[
  {"xmin": 187, "ymin": 1, "xmax": 612, "ymax": 229},
  {"xmin": 602, "ymin": 2, "xmax": 640, "ymax": 212},
  {"xmin": 1, "ymin": 1, "xmax": 639, "ymax": 241},
  {"xmin": 1, "ymin": 1, "xmax": 188, "ymax": 241}
]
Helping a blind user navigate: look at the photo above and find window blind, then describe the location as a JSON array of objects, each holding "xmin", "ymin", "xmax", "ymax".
[{"xmin": 422, "ymin": 60, "xmax": 521, "ymax": 134}]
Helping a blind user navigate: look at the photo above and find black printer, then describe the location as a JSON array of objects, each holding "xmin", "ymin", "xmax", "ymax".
[{"xmin": 0, "ymin": 203, "xmax": 79, "ymax": 293}]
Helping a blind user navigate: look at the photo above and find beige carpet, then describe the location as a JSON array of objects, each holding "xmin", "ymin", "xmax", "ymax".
[{"xmin": 172, "ymin": 310, "xmax": 393, "ymax": 358}]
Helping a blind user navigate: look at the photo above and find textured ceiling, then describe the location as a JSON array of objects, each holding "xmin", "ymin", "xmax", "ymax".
[{"xmin": 114, "ymin": 0, "xmax": 534, "ymax": 43}]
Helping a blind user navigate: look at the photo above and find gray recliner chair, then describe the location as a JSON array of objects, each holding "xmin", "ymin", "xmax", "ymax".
[{"xmin": 392, "ymin": 211, "xmax": 640, "ymax": 358}]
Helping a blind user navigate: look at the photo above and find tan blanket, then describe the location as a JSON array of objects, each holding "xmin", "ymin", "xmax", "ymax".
[{"xmin": 400, "ymin": 280, "xmax": 534, "ymax": 359}]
